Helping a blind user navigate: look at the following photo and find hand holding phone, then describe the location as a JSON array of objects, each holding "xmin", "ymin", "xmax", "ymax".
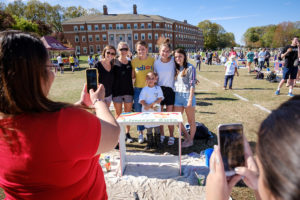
[
  {"xmin": 86, "ymin": 68, "xmax": 98, "ymax": 93},
  {"xmin": 218, "ymin": 123, "xmax": 245, "ymax": 176}
]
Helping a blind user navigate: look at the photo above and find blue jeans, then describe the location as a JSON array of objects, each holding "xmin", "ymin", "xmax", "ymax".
[
  {"xmin": 224, "ymin": 75, "xmax": 234, "ymax": 88},
  {"xmin": 133, "ymin": 87, "xmax": 145, "ymax": 131}
]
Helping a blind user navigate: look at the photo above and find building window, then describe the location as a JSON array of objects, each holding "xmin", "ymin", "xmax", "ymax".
[
  {"xmin": 134, "ymin": 33, "xmax": 138, "ymax": 40},
  {"xmin": 80, "ymin": 25, "xmax": 84, "ymax": 31},
  {"xmin": 127, "ymin": 24, "xmax": 131, "ymax": 29},
  {"xmin": 96, "ymin": 45, "xmax": 100, "ymax": 53},
  {"xmin": 75, "ymin": 36, "xmax": 79, "ymax": 42},
  {"xmin": 89, "ymin": 45, "xmax": 94, "ymax": 54},
  {"xmin": 87, "ymin": 25, "xmax": 92, "ymax": 31},
  {"xmin": 116, "ymin": 24, "xmax": 120, "ymax": 30},
  {"xmin": 156, "ymin": 23, "xmax": 160, "ymax": 28},
  {"xmin": 109, "ymin": 24, "xmax": 113, "ymax": 29},
  {"xmin": 94, "ymin": 25, "xmax": 99, "ymax": 30},
  {"xmin": 141, "ymin": 33, "xmax": 145, "ymax": 40},
  {"xmin": 88, "ymin": 35, "xmax": 93, "ymax": 42},
  {"xmin": 76, "ymin": 46, "xmax": 80, "ymax": 54},
  {"xmin": 95, "ymin": 35, "xmax": 100, "ymax": 41},
  {"xmin": 170, "ymin": 34, "xmax": 172, "ymax": 39},
  {"xmin": 128, "ymin": 34, "xmax": 132, "ymax": 40},
  {"xmin": 74, "ymin": 26, "xmax": 78, "ymax": 31},
  {"xmin": 110, "ymin": 34, "xmax": 114, "ymax": 41},
  {"xmin": 119, "ymin": 35, "xmax": 123, "ymax": 41},
  {"xmin": 148, "ymin": 23, "xmax": 152, "ymax": 28},
  {"xmin": 101, "ymin": 24, "xmax": 106, "ymax": 30},
  {"xmin": 155, "ymin": 45, "xmax": 159, "ymax": 52},
  {"xmin": 148, "ymin": 43, "xmax": 152, "ymax": 52},
  {"xmin": 120, "ymin": 24, "xmax": 124, "ymax": 29},
  {"xmin": 102, "ymin": 34, "xmax": 107, "ymax": 41},
  {"xmin": 141, "ymin": 23, "xmax": 145, "ymax": 29},
  {"xmin": 155, "ymin": 33, "xmax": 158, "ymax": 40},
  {"xmin": 83, "ymin": 47, "xmax": 87, "ymax": 54},
  {"xmin": 148, "ymin": 33, "xmax": 152, "ymax": 40},
  {"xmin": 82, "ymin": 36, "xmax": 86, "ymax": 42}
]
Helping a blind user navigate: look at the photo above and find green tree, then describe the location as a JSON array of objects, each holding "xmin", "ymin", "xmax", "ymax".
[
  {"xmin": 5, "ymin": 0, "xmax": 25, "ymax": 18},
  {"xmin": 12, "ymin": 15, "xmax": 38, "ymax": 33},
  {"xmin": 0, "ymin": 2, "xmax": 6, "ymax": 11},
  {"xmin": 63, "ymin": 6, "xmax": 87, "ymax": 19},
  {"xmin": 0, "ymin": 10, "xmax": 16, "ymax": 30}
]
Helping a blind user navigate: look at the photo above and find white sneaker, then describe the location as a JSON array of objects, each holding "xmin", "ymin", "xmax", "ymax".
[{"xmin": 138, "ymin": 134, "xmax": 144, "ymax": 144}]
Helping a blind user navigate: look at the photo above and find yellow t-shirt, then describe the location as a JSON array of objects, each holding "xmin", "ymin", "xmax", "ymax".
[
  {"xmin": 132, "ymin": 56, "xmax": 155, "ymax": 88},
  {"xmin": 69, "ymin": 56, "xmax": 74, "ymax": 63}
]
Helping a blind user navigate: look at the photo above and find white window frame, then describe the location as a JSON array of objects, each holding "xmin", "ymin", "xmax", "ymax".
[
  {"xmin": 127, "ymin": 24, "xmax": 131, "ymax": 29},
  {"xmin": 120, "ymin": 24, "xmax": 124, "ymax": 29},
  {"xmin": 141, "ymin": 23, "xmax": 145, "ymax": 29},
  {"xmin": 101, "ymin": 24, "xmax": 106, "ymax": 30},
  {"xmin": 156, "ymin": 23, "xmax": 159, "ymax": 28},
  {"xmin": 134, "ymin": 33, "xmax": 138, "ymax": 40},
  {"xmin": 110, "ymin": 34, "xmax": 114, "ymax": 41},
  {"xmin": 87, "ymin": 25, "xmax": 92, "ymax": 31},
  {"xmin": 83, "ymin": 47, "xmax": 87, "ymax": 54},
  {"xmin": 134, "ymin": 23, "xmax": 138, "ymax": 29},
  {"xmin": 88, "ymin": 35, "xmax": 93, "ymax": 42},
  {"xmin": 89, "ymin": 45, "xmax": 94, "ymax": 54},
  {"xmin": 148, "ymin": 33, "xmax": 152, "ymax": 40},
  {"xmin": 94, "ymin": 25, "xmax": 99, "ymax": 30},
  {"xmin": 148, "ymin": 43, "xmax": 152, "ymax": 52},
  {"xmin": 128, "ymin": 34, "xmax": 132, "ymax": 40},
  {"xmin": 82, "ymin": 36, "xmax": 86, "ymax": 42},
  {"xmin": 148, "ymin": 23, "xmax": 152, "ymax": 28},
  {"xmin": 96, "ymin": 45, "xmax": 100, "ymax": 53},
  {"xmin": 141, "ymin": 33, "xmax": 145, "ymax": 40},
  {"xmin": 116, "ymin": 24, "xmax": 120, "ymax": 30},
  {"xmin": 102, "ymin": 34, "xmax": 107, "ymax": 41},
  {"xmin": 74, "ymin": 26, "xmax": 78, "ymax": 31},
  {"xmin": 80, "ymin": 25, "xmax": 84, "ymax": 31},
  {"xmin": 155, "ymin": 33, "xmax": 158, "ymax": 40},
  {"xmin": 76, "ymin": 46, "xmax": 80, "ymax": 54},
  {"xmin": 75, "ymin": 35, "xmax": 79, "ymax": 43},
  {"xmin": 95, "ymin": 35, "xmax": 100, "ymax": 41},
  {"xmin": 109, "ymin": 24, "xmax": 113, "ymax": 29}
]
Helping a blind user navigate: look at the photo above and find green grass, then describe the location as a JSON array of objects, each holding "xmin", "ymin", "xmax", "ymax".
[{"xmin": 1, "ymin": 59, "xmax": 297, "ymax": 200}]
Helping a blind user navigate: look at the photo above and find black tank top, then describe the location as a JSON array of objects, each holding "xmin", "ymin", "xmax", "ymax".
[{"xmin": 94, "ymin": 61, "xmax": 114, "ymax": 97}]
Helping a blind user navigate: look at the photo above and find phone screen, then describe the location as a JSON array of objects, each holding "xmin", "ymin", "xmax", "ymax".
[
  {"xmin": 219, "ymin": 124, "xmax": 244, "ymax": 176},
  {"xmin": 86, "ymin": 69, "xmax": 98, "ymax": 93}
]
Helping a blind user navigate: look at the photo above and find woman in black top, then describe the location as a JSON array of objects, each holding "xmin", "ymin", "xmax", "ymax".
[
  {"xmin": 112, "ymin": 42, "xmax": 134, "ymax": 142},
  {"xmin": 94, "ymin": 45, "xmax": 116, "ymax": 107}
]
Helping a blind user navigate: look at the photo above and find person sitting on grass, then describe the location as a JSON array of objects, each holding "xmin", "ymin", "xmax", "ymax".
[
  {"xmin": 206, "ymin": 95, "xmax": 300, "ymax": 200},
  {"xmin": 139, "ymin": 72, "xmax": 164, "ymax": 150},
  {"xmin": 0, "ymin": 30, "xmax": 120, "ymax": 199},
  {"xmin": 223, "ymin": 55, "xmax": 239, "ymax": 90}
]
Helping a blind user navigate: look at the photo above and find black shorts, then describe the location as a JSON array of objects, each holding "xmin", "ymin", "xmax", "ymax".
[
  {"xmin": 70, "ymin": 63, "xmax": 75, "ymax": 66},
  {"xmin": 283, "ymin": 67, "xmax": 298, "ymax": 79},
  {"xmin": 160, "ymin": 86, "xmax": 175, "ymax": 106},
  {"xmin": 59, "ymin": 63, "xmax": 64, "ymax": 67}
]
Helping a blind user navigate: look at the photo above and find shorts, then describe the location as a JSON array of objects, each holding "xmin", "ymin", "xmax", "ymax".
[
  {"xmin": 282, "ymin": 67, "xmax": 298, "ymax": 80},
  {"xmin": 160, "ymin": 86, "xmax": 175, "ymax": 106},
  {"xmin": 113, "ymin": 95, "xmax": 133, "ymax": 103},
  {"xmin": 104, "ymin": 95, "xmax": 112, "ymax": 103},
  {"xmin": 174, "ymin": 92, "xmax": 196, "ymax": 107},
  {"xmin": 70, "ymin": 63, "xmax": 75, "ymax": 66},
  {"xmin": 247, "ymin": 59, "xmax": 253, "ymax": 63},
  {"xmin": 59, "ymin": 63, "xmax": 64, "ymax": 67}
]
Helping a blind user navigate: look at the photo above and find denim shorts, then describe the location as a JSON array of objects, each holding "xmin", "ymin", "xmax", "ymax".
[
  {"xmin": 112, "ymin": 95, "xmax": 133, "ymax": 103},
  {"xmin": 174, "ymin": 92, "xmax": 196, "ymax": 107},
  {"xmin": 282, "ymin": 67, "xmax": 298, "ymax": 80}
]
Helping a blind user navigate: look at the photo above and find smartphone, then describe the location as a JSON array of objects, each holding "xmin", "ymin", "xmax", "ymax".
[
  {"xmin": 218, "ymin": 123, "xmax": 245, "ymax": 176},
  {"xmin": 86, "ymin": 68, "xmax": 98, "ymax": 93}
]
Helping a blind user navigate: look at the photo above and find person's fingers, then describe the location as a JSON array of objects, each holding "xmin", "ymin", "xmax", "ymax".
[
  {"xmin": 228, "ymin": 175, "xmax": 242, "ymax": 189},
  {"xmin": 89, "ymin": 89, "xmax": 94, "ymax": 95},
  {"xmin": 243, "ymin": 136, "xmax": 253, "ymax": 160},
  {"xmin": 213, "ymin": 145, "xmax": 224, "ymax": 172},
  {"xmin": 209, "ymin": 150, "xmax": 216, "ymax": 174},
  {"xmin": 234, "ymin": 167, "xmax": 251, "ymax": 177}
]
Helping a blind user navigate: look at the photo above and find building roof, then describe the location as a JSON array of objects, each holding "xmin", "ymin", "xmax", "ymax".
[{"xmin": 62, "ymin": 14, "xmax": 196, "ymax": 27}]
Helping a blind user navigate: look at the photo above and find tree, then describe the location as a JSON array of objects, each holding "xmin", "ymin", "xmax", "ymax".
[
  {"xmin": 34, "ymin": 20, "xmax": 52, "ymax": 36},
  {"xmin": 63, "ymin": 6, "xmax": 87, "ymax": 20},
  {"xmin": 12, "ymin": 16, "xmax": 38, "ymax": 33},
  {"xmin": 0, "ymin": 2, "xmax": 6, "ymax": 11},
  {"xmin": 87, "ymin": 8, "xmax": 101, "ymax": 15},
  {"xmin": 5, "ymin": 0, "xmax": 25, "ymax": 18},
  {"xmin": 197, "ymin": 20, "xmax": 235, "ymax": 50},
  {"xmin": 0, "ymin": 11, "xmax": 16, "ymax": 30}
]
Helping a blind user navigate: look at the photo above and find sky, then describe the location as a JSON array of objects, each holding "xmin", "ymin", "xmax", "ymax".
[{"xmin": 3, "ymin": 0, "xmax": 300, "ymax": 44}]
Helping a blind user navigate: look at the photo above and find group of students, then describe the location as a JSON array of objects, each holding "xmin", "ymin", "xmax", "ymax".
[
  {"xmin": 0, "ymin": 30, "xmax": 300, "ymax": 200},
  {"xmin": 90, "ymin": 39, "xmax": 197, "ymax": 148}
]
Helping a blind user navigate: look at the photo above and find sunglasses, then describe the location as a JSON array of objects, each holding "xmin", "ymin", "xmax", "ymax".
[
  {"xmin": 120, "ymin": 48, "xmax": 129, "ymax": 51},
  {"xmin": 106, "ymin": 51, "xmax": 116, "ymax": 56}
]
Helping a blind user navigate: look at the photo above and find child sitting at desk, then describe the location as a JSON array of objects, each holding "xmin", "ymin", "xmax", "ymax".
[{"xmin": 139, "ymin": 72, "xmax": 164, "ymax": 150}]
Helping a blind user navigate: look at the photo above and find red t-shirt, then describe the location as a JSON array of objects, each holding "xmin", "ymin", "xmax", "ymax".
[{"xmin": 0, "ymin": 107, "xmax": 107, "ymax": 200}]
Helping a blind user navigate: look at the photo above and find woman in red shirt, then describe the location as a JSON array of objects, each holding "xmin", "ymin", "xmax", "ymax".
[{"xmin": 0, "ymin": 31, "xmax": 120, "ymax": 199}]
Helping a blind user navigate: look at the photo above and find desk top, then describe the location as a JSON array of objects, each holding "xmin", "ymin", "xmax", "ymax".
[{"xmin": 117, "ymin": 112, "xmax": 183, "ymax": 125}]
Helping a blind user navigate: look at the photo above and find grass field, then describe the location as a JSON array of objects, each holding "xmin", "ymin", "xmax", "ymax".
[{"xmin": 1, "ymin": 58, "xmax": 298, "ymax": 200}]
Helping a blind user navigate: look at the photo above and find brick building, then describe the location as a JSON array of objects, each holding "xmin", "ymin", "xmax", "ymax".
[{"xmin": 62, "ymin": 5, "xmax": 204, "ymax": 55}]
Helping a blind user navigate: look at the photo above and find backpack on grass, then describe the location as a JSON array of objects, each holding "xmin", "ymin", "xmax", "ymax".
[
  {"xmin": 185, "ymin": 122, "xmax": 214, "ymax": 143},
  {"xmin": 255, "ymin": 72, "xmax": 264, "ymax": 79},
  {"xmin": 266, "ymin": 72, "xmax": 278, "ymax": 83}
]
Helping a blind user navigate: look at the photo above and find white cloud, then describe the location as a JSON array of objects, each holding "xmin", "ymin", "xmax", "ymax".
[{"xmin": 208, "ymin": 14, "xmax": 260, "ymax": 21}]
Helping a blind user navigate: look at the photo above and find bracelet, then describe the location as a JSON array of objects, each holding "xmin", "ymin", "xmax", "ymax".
[{"xmin": 93, "ymin": 99, "xmax": 104, "ymax": 105}]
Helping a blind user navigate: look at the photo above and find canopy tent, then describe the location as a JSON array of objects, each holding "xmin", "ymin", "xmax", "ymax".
[{"xmin": 41, "ymin": 36, "xmax": 74, "ymax": 52}]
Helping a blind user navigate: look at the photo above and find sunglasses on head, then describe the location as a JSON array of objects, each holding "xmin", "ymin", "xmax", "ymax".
[
  {"xmin": 120, "ymin": 48, "xmax": 129, "ymax": 51},
  {"xmin": 106, "ymin": 51, "xmax": 116, "ymax": 56}
]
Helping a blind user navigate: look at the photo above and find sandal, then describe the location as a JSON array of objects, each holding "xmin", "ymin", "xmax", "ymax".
[{"xmin": 168, "ymin": 137, "xmax": 175, "ymax": 145}]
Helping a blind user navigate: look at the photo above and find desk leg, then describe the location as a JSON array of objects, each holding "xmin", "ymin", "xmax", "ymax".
[
  {"xmin": 119, "ymin": 125, "xmax": 127, "ymax": 176},
  {"xmin": 178, "ymin": 123, "xmax": 182, "ymax": 175}
]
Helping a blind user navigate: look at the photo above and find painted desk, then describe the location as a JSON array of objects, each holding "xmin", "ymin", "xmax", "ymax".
[{"xmin": 117, "ymin": 112, "xmax": 183, "ymax": 176}]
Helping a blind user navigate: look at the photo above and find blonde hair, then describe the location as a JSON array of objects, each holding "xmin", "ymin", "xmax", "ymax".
[{"xmin": 117, "ymin": 42, "xmax": 129, "ymax": 51}]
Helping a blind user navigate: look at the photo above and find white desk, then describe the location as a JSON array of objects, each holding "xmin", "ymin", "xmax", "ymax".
[{"xmin": 117, "ymin": 112, "xmax": 183, "ymax": 176}]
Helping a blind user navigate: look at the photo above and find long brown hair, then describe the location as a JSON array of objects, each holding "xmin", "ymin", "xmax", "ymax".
[
  {"xmin": 0, "ymin": 30, "xmax": 70, "ymax": 115},
  {"xmin": 174, "ymin": 48, "xmax": 188, "ymax": 78},
  {"xmin": 257, "ymin": 95, "xmax": 300, "ymax": 200}
]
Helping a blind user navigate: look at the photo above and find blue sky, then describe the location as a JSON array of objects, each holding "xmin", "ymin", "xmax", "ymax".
[{"xmin": 3, "ymin": 0, "xmax": 300, "ymax": 44}]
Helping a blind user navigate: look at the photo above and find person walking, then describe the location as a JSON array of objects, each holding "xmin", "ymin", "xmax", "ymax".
[{"xmin": 275, "ymin": 36, "xmax": 300, "ymax": 97}]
